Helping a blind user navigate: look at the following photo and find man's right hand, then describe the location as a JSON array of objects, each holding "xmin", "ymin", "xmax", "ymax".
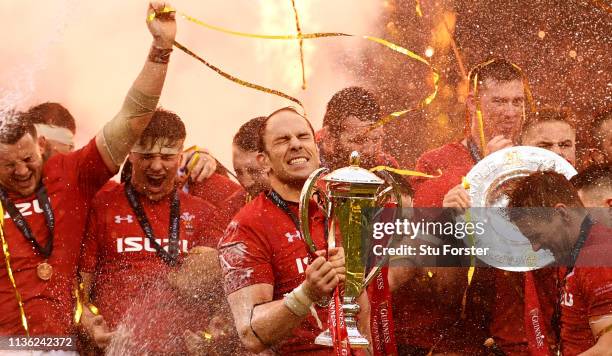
[
  {"xmin": 147, "ymin": 2, "xmax": 177, "ymax": 49},
  {"xmin": 302, "ymin": 250, "xmax": 340, "ymax": 303},
  {"xmin": 486, "ymin": 135, "xmax": 513, "ymax": 156},
  {"xmin": 81, "ymin": 307, "xmax": 115, "ymax": 349},
  {"xmin": 443, "ymin": 183, "xmax": 471, "ymax": 212}
]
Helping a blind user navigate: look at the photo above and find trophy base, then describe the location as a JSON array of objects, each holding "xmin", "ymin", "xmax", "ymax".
[
  {"xmin": 314, "ymin": 327, "xmax": 370, "ymax": 349},
  {"xmin": 314, "ymin": 296, "xmax": 370, "ymax": 348}
]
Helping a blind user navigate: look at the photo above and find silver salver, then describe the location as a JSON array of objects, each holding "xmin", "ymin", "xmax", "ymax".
[{"xmin": 461, "ymin": 146, "xmax": 577, "ymax": 271}]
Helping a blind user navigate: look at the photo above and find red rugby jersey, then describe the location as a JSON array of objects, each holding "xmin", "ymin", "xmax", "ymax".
[
  {"xmin": 394, "ymin": 141, "xmax": 488, "ymax": 353},
  {"xmin": 218, "ymin": 193, "xmax": 333, "ymax": 354},
  {"xmin": 411, "ymin": 142, "xmax": 475, "ymax": 208},
  {"xmin": 79, "ymin": 183, "xmax": 224, "ymax": 330},
  {"xmin": 189, "ymin": 172, "xmax": 245, "ymax": 232},
  {"xmin": 0, "ymin": 139, "xmax": 113, "ymax": 335},
  {"xmin": 561, "ymin": 223, "xmax": 612, "ymax": 355}
]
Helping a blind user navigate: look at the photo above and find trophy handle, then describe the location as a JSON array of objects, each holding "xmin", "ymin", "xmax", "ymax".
[
  {"xmin": 363, "ymin": 171, "xmax": 404, "ymax": 288},
  {"xmin": 299, "ymin": 167, "xmax": 330, "ymax": 255}
]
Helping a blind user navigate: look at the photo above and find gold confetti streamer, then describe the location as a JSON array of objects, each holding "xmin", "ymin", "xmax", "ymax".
[
  {"xmin": 460, "ymin": 177, "xmax": 476, "ymax": 318},
  {"xmin": 74, "ymin": 282, "xmax": 100, "ymax": 325},
  {"xmin": 150, "ymin": 7, "xmax": 438, "ymax": 127},
  {"xmin": 415, "ymin": 0, "xmax": 423, "ymax": 17},
  {"xmin": 472, "ymin": 72, "xmax": 488, "ymax": 155},
  {"xmin": 290, "ymin": 0, "xmax": 307, "ymax": 90},
  {"xmin": 73, "ymin": 285, "xmax": 83, "ymax": 325},
  {"xmin": 0, "ymin": 204, "xmax": 29, "ymax": 336},
  {"xmin": 173, "ymin": 41, "xmax": 305, "ymax": 110},
  {"xmin": 369, "ymin": 166, "xmax": 441, "ymax": 178}
]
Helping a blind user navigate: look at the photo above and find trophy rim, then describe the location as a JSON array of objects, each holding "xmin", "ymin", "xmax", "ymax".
[{"xmin": 462, "ymin": 146, "xmax": 577, "ymax": 271}]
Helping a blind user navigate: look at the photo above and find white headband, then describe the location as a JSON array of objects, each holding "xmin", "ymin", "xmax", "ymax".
[
  {"xmin": 131, "ymin": 140, "xmax": 183, "ymax": 155},
  {"xmin": 34, "ymin": 124, "xmax": 75, "ymax": 146}
]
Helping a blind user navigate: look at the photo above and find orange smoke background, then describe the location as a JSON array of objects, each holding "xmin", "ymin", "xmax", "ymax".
[{"xmin": 0, "ymin": 0, "xmax": 382, "ymax": 169}]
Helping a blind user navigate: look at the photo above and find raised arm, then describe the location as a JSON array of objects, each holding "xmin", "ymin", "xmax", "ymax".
[{"xmin": 95, "ymin": 2, "xmax": 177, "ymax": 173}]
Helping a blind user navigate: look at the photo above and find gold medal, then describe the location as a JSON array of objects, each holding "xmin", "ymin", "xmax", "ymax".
[{"xmin": 37, "ymin": 261, "xmax": 53, "ymax": 281}]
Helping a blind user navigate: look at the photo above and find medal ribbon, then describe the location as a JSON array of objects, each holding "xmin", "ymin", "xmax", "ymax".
[
  {"xmin": 124, "ymin": 183, "xmax": 181, "ymax": 266},
  {"xmin": 267, "ymin": 190, "xmax": 327, "ymax": 259},
  {"xmin": 0, "ymin": 185, "xmax": 55, "ymax": 259},
  {"xmin": 524, "ymin": 271, "xmax": 552, "ymax": 356},
  {"xmin": 367, "ymin": 267, "xmax": 398, "ymax": 355},
  {"xmin": 329, "ymin": 287, "xmax": 352, "ymax": 355}
]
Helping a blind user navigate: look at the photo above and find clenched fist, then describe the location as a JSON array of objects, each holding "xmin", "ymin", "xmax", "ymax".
[{"xmin": 147, "ymin": 2, "xmax": 177, "ymax": 49}]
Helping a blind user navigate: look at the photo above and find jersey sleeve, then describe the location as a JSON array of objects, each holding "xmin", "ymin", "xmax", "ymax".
[
  {"xmin": 581, "ymin": 268, "xmax": 612, "ymax": 318},
  {"xmin": 79, "ymin": 197, "xmax": 105, "ymax": 273},
  {"xmin": 189, "ymin": 173, "xmax": 242, "ymax": 208},
  {"xmin": 412, "ymin": 153, "xmax": 443, "ymax": 207},
  {"xmin": 48, "ymin": 138, "xmax": 114, "ymax": 201},
  {"xmin": 412, "ymin": 151, "xmax": 461, "ymax": 208},
  {"xmin": 217, "ymin": 218, "xmax": 274, "ymax": 295}
]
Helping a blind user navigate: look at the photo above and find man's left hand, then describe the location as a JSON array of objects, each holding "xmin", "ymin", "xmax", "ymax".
[{"xmin": 182, "ymin": 147, "xmax": 217, "ymax": 183}]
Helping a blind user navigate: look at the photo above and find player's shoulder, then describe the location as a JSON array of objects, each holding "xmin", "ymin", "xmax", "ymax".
[
  {"xmin": 179, "ymin": 189, "xmax": 207, "ymax": 206},
  {"xmin": 92, "ymin": 181, "xmax": 123, "ymax": 204},
  {"xmin": 179, "ymin": 189, "xmax": 220, "ymax": 216},
  {"xmin": 577, "ymin": 224, "xmax": 612, "ymax": 267},
  {"xmin": 230, "ymin": 193, "xmax": 271, "ymax": 226},
  {"xmin": 43, "ymin": 138, "xmax": 98, "ymax": 175},
  {"xmin": 417, "ymin": 142, "xmax": 467, "ymax": 163}
]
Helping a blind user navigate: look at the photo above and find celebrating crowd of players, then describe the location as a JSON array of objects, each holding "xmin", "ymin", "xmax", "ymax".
[{"xmin": 0, "ymin": 3, "xmax": 611, "ymax": 356}]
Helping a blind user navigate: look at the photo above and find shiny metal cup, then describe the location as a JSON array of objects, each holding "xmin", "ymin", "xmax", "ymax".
[{"xmin": 299, "ymin": 151, "xmax": 400, "ymax": 349}]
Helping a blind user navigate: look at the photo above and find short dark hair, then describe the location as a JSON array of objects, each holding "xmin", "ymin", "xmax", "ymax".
[
  {"xmin": 468, "ymin": 58, "xmax": 523, "ymax": 93},
  {"xmin": 507, "ymin": 171, "xmax": 583, "ymax": 221},
  {"xmin": 591, "ymin": 109, "xmax": 611, "ymax": 149},
  {"xmin": 322, "ymin": 86, "xmax": 381, "ymax": 137},
  {"xmin": 570, "ymin": 163, "xmax": 612, "ymax": 192},
  {"xmin": 258, "ymin": 107, "xmax": 314, "ymax": 152},
  {"xmin": 233, "ymin": 116, "xmax": 266, "ymax": 152},
  {"xmin": 138, "ymin": 108, "xmax": 186, "ymax": 148},
  {"xmin": 27, "ymin": 102, "xmax": 76, "ymax": 134},
  {"xmin": 522, "ymin": 108, "xmax": 576, "ymax": 138},
  {"xmin": 0, "ymin": 110, "xmax": 38, "ymax": 145}
]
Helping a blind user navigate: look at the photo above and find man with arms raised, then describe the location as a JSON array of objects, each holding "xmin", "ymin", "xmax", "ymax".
[
  {"xmin": 508, "ymin": 171, "xmax": 612, "ymax": 356},
  {"xmin": 0, "ymin": 1, "xmax": 175, "ymax": 339},
  {"xmin": 218, "ymin": 107, "xmax": 349, "ymax": 354},
  {"xmin": 78, "ymin": 110, "xmax": 227, "ymax": 353}
]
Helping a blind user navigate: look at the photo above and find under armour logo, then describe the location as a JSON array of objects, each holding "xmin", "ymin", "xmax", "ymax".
[
  {"xmin": 114, "ymin": 215, "xmax": 134, "ymax": 224},
  {"xmin": 285, "ymin": 231, "xmax": 301, "ymax": 243}
]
